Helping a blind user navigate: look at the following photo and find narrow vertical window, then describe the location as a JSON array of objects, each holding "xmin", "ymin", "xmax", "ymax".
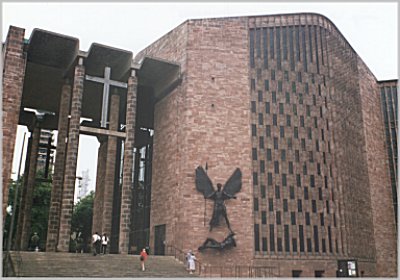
[
  {"xmin": 282, "ymin": 27, "xmax": 288, "ymax": 60},
  {"xmin": 305, "ymin": 212, "xmax": 310, "ymax": 225},
  {"xmin": 252, "ymin": 124, "xmax": 257, "ymax": 136},
  {"xmin": 263, "ymin": 28, "xmax": 268, "ymax": 69},
  {"xmin": 253, "ymin": 172, "xmax": 258, "ymax": 185},
  {"xmin": 289, "ymin": 26, "xmax": 295, "ymax": 71},
  {"xmin": 265, "ymin": 102, "xmax": 270, "ymax": 114},
  {"xmin": 307, "ymin": 238, "xmax": 312, "ymax": 252},
  {"xmin": 301, "ymin": 26, "xmax": 307, "ymax": 72},
  {"xmin": 269, "ymin": 198, "xmax": 274, "ymax": 211},
  {"xmin": 254, "ymin": 224, "xmax": 260, "ymax": 251},
  {"xmin": 259, "ymin": 136, "xmax": 265, "ymax": 149},
  {"xmin": 262, "ymin": 211, "xmax": 267, "ymax": 224},
  {"xmin": 276, "ymin": 27, "xmax": 281, "ymax": 70},
  {"xmin": 262, "ymin": 237, "xmax": 268, "ymax": 252},
  {"xmin": 295, "ymin": 26, "xmax": 300, "ymax": 61},
  {"xmin": 265, "ymin": 126, "xmax": 271, "ymax": 138},
  {"xmin": 261, "ymin": 185, "xmax": 266, "ymax": 198},
  {"xmin": 313, "ymin": 225, "xmax": 319, "ymax": 252},
  {"xmin": 308, "ymin": 25, "xmax": 313, "ymax": 62},
  {"xmin": 292, "ymin": 238, "xmax": 298, "ymax": 252},
  {"xmin": 250, "ymin": 29, "xmax": 255, "ymax": 68},
  {"xmin": 314, "ymin": 26, "xmax": 319, "ymax": 74},
  {"xmin": 284, "ymin": 225, "xmax": 290, "ymax": 252},
  {"xmin": 299, "ymin": 225, "xmax": 305, "ymax": 252},
  {"xmin": 270, "ymin": 224, "xmax": 275, "ymax": 252},
  {"xmin": 265, "ymin": 79, "xmax": 269, "ymax": 91},
  {"xmin": 291, "ymin": 212, "xmax": 296, "ymax": 225},
  {"xmin": 275, "ymin": 185, "xmax": 280, "ymax": 199},
  {"xmin": 319, "ymin": 27, "xmax": 324, "ymax": 65},
  {"xmin": 283, "ymin": 199, "xmax": 288, "ymax": 212},
  {"xmin": 328, "ymin": 226, "xmax": 333, "ymax": 253},
  {"xmin": 256, "ymin": 28, "xmax": 261, "ymax": 58},
  {"xmin": 276, "ymin": 211, "xmax": 282, "ymax": 225},
  {"xmin": 254, "ymin": 197, "xmax": 259, "ymax": 211},
  {"xmin": 270, "ymin": 27, "xmax": 275, "ymax": 59},
  {"xmin": 277, "ymin": 238, "xmax": 283, "ymax": 252}
]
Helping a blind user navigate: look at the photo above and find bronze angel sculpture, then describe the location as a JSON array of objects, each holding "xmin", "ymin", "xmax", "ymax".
[{"xmin": 195, "ymin": 166, "xmax": 242, "ymax": 232}]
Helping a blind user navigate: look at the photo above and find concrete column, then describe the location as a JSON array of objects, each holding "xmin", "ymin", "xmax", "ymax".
[
  {"xmin": 46, "ymin": 80, "xmax": 72, "ymax": 251},
  {"xmin": 20, "ymin": 125, "xmax": 41, "ymax": 250},
  {"xmin": 102, "ymin": 93, "xmax": 120, "ymax": 237},
  {"xmin": 119, "ymin": 70, "xmax": 137, "ymax": 253},
  {"xmin": 57, "ymin": 59, "xmax": 85, "ymax": 252},
  {"xmin": 92, "ymin": 138, "xmax": 107, "ymax": 233},
  {"xmin": 2, "ymin": 26, "xmax": 27, "ymax": 222}
]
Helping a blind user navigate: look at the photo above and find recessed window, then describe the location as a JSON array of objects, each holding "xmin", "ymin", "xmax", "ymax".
[
  {"xmin": 266, "ymin": 148, "xmax": 272, "ymax": 161},
  {"xmin": 268, "ymin": 198, "xmax": 274, "ymax": 211},
  {"xmin": 275, "ymin": 185, "xmax": 280, "ymax": 199},
  {"xmin": 291, "ymin": 212, "xmax": 296, "ymax": 225}
]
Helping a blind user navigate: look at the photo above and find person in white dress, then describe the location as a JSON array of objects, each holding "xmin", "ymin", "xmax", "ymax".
[{"xmin": 187, "ymin": 252, "xmax": 196, "ymax": 274}]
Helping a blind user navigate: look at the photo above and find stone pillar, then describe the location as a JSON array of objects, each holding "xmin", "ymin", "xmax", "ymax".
[
  {"xmin": 102, "ymin": 92, "xmax": 120, "ymax": 237},
  {"xmin": 119, "ymin": 70, "xmax": 137, "ymax": 253},
  {"xmin": 46, "ymin": 80, "xmax": 72, "ymax": 251},
  {"xmin": 20, "ymin": 125, "xmax": 41, "ymax": 250},
  {"xmin": 2, "ymin": 26, "xmax": 26, "ymax": 222},
  {"xmin": 14, "ymin": 132, "xmax": 33, "ymax": 250},
  {"xmin": 92, "ymin": 139, "xmax": 107, "ymax": 233},
  {"xmin": 57, "ymin": 58, "xmax": 85, "ymax": 252}
]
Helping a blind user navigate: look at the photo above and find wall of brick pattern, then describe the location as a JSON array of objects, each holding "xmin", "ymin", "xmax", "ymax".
[
  {"xmin": 57, "ymin": 62, "xmax": 85, "ymax": 251},
  {"xmin": 137, "ymin": 17, "xmax": 254, "ymax": 265},
  {"xmin": 2, "ymin": 26, "xmax": 26, "ymax": 221},
  {"xmin": 46, "ymin": 81, "xmax": 72, "ymax": 251},
  {"xmin": 358, "ymin": 60, "xmax": 397, "ymax": 276},
  {"xmin": 136, "ymin": 12, "xmax": 397, "ymax": 276}
]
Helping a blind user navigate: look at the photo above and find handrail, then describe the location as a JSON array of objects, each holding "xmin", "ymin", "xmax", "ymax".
[
  {"xmin": 164, "ymin": 244, "xmax": 280, "ymax": 277},
  {"xmin": 164, "ymin": 244, "xmax": 202, "ymax": 275}
]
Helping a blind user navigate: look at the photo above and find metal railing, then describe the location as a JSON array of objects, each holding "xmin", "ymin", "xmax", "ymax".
[
  {"xmin": 164, "ymin": 244, "xmax": 280, "ymax": 277},
  {"xmin": 164, "ymin": 244, "xmax": 202, "ymax": 275},
  {"xmin": 200, "ymin": 265, "xmax": 280, "ymax": 277}
]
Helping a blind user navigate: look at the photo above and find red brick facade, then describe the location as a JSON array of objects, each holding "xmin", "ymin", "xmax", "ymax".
[
  {"xmin": 2, "ymin": 13, "xmax": 397, "ymax": 277},
  {"xmin": 2, "ymin": 26, "xmax": 26, "ymax": 221},
  {"xmin": 135, "ymin": 13, "xmax": 397, "ymax": 277}
]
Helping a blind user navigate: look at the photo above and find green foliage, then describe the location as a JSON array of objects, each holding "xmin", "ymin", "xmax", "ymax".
[
  {"xmin": 3, "ymin": 173, "xmax": 51, "ymax": 250},
  {"xmin": 71, "ymin": 191, "xmax": 94, "ymax": 250}
]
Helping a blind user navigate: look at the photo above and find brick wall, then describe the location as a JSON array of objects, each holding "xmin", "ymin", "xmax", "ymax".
[
  {"xmin": 136, "ymin": 18, "xmax": 254, "ymax": 265},
  {"xmin": 2, "ymin": 26, "xmax": 26, "ymax": 220},
  {"xmin": 357, "ymin": 59, "xmax": 397, "ymax": 277}
]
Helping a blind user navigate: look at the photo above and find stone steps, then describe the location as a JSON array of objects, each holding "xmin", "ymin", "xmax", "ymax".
[{"xmin": 9, "ymin": 251, "xmax": 198, "ymax": 277}]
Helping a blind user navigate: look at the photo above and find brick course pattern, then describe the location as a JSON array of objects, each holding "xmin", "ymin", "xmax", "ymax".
[
  {"xmin": 46, "ymin": 81, "xmax": 72, "ymax": 251},
  {"xmin": 57, "ymin": 62, "xmax": 85, "ymax": 252},
  {"xmin": 135, "ymin": 13, "xmax": 396, "ymax": 277},
  {"xmin": 2, "ymin": 26, "xmax": 26, "ymax": 222}
]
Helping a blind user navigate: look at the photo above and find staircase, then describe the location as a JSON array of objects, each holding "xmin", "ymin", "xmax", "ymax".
[{"xmin": 6, "ymin": 251, "xmax": 197, "ymax": 277}]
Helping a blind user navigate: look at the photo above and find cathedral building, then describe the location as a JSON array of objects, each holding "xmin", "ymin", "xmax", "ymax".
[{"xmin": 2, "ymin": 13, "xmax": 397, "ymax": 277}]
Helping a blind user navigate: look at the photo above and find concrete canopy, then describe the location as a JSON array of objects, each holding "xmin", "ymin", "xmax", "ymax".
[{"xmin": 18, "ymin": 28, "xmax": 181, "ymax": 132}]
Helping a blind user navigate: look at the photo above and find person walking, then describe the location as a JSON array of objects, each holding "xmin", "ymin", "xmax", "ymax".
[
  {"xmin": 92, "ymin": 232, "xmax": 101, "ymax": 256},
  {"xmin": 139, "ymin": 248, "xmax": 148, "ymax": 271},
  {"xmin": 187, "ymin": 251, "xmax": 196, "ymax": 274},
  {"xmin": 101, "ymin": 233, "xmax": 109, "ymax": 254},
  {"xmin": 185, "ymin": 250, "xmax": 192, "ymax": 271},
  {"xmin": 30, "ymin": 232, "xmax": 40, "ymax": 252}
]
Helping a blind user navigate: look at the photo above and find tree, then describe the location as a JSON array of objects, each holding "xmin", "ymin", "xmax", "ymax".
[
  {"xmin": 3, "ymin": 172, "xmax": 51, "ymax": 251},
  {"xmin": 70, "ymin": 191, "xmax": 94, "ymax": 252}
]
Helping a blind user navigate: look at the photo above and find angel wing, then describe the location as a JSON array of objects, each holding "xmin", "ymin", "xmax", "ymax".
[
  {"xmin": 195, "ymin": 166, "xmax": 215, "ymax": 198},
  {"xmin": 222, "ymin": 168, "xmax": 242, "ymax": 197}
]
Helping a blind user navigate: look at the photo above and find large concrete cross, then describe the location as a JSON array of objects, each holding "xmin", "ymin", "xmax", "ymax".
[{"xmin": 85, "ymin": 67, "xmax": 128, "ymax": 128}]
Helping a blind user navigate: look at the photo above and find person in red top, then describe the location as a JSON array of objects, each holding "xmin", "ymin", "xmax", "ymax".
[{"xmin": 139, "ymin": 248, "xmax": 148, "ymax": 271}]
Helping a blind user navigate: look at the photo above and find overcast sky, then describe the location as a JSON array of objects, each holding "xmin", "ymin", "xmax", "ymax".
[{"xmin": 3, "ymin": 2, "xmax": 398, "ymax": 193}]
